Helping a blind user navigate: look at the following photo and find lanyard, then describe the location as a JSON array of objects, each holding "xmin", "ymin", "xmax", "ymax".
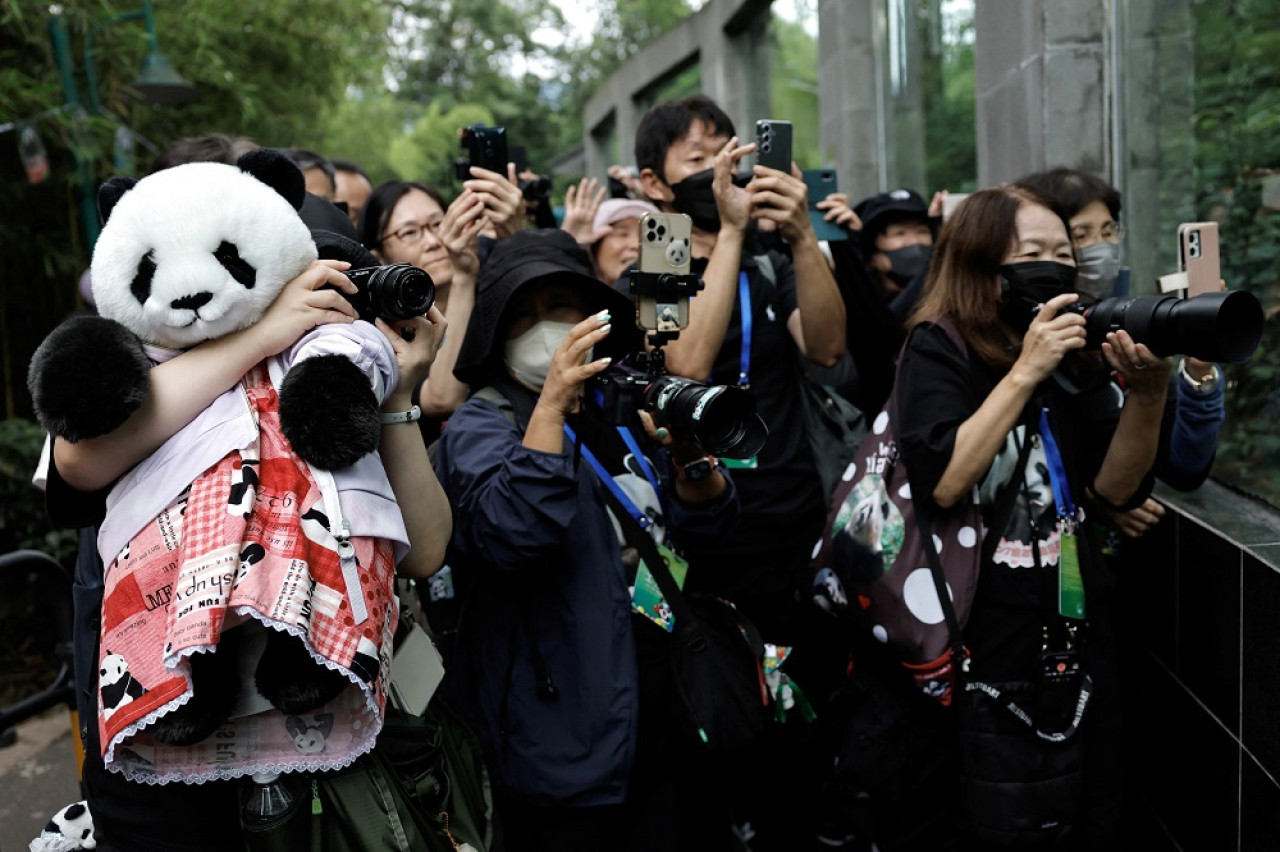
[
  {"xmin": 735, "ymin": 271, "xmax": 751, "ymax": 387},
  {"xmin": 563, "ymin": 424, "xmax": 663, "ymax": 529},
  {"xmin": 1038, "ymin": 408, "xmax": 1077, "ymax": 525}
]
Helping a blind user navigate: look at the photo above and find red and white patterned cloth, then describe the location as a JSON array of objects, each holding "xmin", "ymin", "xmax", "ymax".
[{"xmin": 97, "ymin": 363, "xmax": 397, "ymax": 784}]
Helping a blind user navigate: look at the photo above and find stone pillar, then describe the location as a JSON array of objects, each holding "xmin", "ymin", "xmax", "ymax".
[
  {"xmin": 818, "ymin": 0, "xmax": 928, "ymax": 202},
  {"xmin": 818, "ymin": 0, "xmax": 884, "ymax": 200},
  {"xmin": 973, "ymin": 0, "xmax": 1110, "ymax": 186},
  {"xmin": 582, "ymin": 0, "xmax": 773, "ymax": 180}
]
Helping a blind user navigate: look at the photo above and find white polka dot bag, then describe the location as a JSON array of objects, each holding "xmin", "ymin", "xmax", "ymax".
[{"xmin": 810, "ymin": 322, "xmax": 1009, "ymax": 708}]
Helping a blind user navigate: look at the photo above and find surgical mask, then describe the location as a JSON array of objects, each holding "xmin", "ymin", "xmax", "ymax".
[
  {"xmin": 503, "ymin": 320, "xmax": 575, "ymax": 391},
  {"xmin": 668, "ymin": 169, "xmax": 721, "ymax": 232},
  {"xmin": 884, "ymin": 243, "xmax": 933, "ymax": 287},
  {"xmin": 997, "ymin": 261, "xmax": 1080, "ymax": 334},
  {"xmin": 1074, "ymin": 241, "xmax": 1121, "ymax": 299},
  {"xmin": 667, "ymin": 169, "xmax": 750, "ymax": 233}
]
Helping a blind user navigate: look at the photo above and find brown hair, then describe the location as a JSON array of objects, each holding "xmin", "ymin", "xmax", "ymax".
[{"xmin": 908, "ymin": 185, "xmax": 1067, "ymax": 366}]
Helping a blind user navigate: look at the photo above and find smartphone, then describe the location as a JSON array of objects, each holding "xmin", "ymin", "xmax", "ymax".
[
  {"xmin": 801, "ymin": 168, "xmax": 849, "ymax": 243},
  {"xmin": 454, "ymin": 124, "xmax": 508, "ymax": 180},
  {"xmin": 637, "ymin": 212, "xmax": 693, "ymax": 331},
  {"xmin": 755, "ymin": 119, "xmax": 793, "ymax": 172},
  {"xmin": 1178, "ymin": 221, "xmax": 1221, "ymax": 297},
  {"xmin": 509, "ymin": 144, "xmax": 528, "ymax": 176}
]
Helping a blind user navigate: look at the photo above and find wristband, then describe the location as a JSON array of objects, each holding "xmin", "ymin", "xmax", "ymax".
[
  {"xmin": 672, "ymin": 455, "xmax": 718, "ymax": 482},
  {"xmin": 1179, "ymin": 359, "xmax": 1220, "ymax": 393},
  {"xmin": 380, "ymin": 405, "xmax": 422, "ymax": 424}
]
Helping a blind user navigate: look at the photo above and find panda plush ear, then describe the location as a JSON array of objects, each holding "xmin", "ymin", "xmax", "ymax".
[
  {"xmin": 98, "ymin": 177, "xmax": 138, "ymax": 225},
  {"xmin": 236, "ymin": 148, "xmax": 307, "ymax": 211}
]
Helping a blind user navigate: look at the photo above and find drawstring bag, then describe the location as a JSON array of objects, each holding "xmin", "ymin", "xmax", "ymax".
[{"xmin": 811, "ymin": 322, "xmax": 996, "ymax": 707}]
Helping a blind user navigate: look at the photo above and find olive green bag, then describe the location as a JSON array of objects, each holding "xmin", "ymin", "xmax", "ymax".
[{"xmin": 242, "ymin": 701, "xmax": 493, "ymax": 852}]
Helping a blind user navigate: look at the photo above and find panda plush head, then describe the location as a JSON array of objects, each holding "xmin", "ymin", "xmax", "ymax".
[{"xmin": 91, "ymin": 148, "xmax": 318, "ymax": 350}]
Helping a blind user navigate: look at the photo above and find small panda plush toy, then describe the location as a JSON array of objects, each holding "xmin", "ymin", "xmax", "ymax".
[{"xmin": 28, "ymin": 149, "xmax": 409, "ymax": 784}]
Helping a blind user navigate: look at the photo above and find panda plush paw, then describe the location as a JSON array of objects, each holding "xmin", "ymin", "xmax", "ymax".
[
  {"xmin": 147, "ymin": 641, "xmax": 242, "ymax": 746},
  {"xmin": 254, "ymin": 629, "xmax": 350, "ymax": 714},
  {"xmin": 30, "ymin": 800, "xmax": 96, "ymax": 851},
  {"xmin": 27, "ymin": 316, "xmax": 151, "ymax": 443},
  {"xmin": 278, "ymin": 354, "xmax": 381, "ymax": 470}
]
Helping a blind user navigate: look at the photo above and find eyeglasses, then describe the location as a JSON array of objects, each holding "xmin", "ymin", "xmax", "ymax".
[
  {"xmin": 1070, "ymin": 222, "xmax": 1125, "ymax": 244},
  {"xmin": 380, "ymin": 220, "xmax": 441, "ymax": 245}
]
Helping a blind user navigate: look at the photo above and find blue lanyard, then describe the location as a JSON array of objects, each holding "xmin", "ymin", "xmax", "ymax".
[
  {"xmin": 563, "ymin": 424, "xmax": 663, "ymax": 529},
  {"xmin": 1037, "ymin": 408, "xmax": 1077, "ymax": 523},
  {"xmin": 736, "ymin": 271, "xmax": 751, "ymax": 387}
]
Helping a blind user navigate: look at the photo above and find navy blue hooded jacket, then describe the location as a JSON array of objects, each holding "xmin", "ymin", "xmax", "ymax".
[{"xmin": 434, "ymin": 230, "xmax": 739, "ymax": 807}]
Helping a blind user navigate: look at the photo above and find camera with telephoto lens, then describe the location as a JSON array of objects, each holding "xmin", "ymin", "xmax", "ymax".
[
  {"xmin": 590, "ymin": 361, "xmax": 768, "ymax": 459},
  {"xmin": 587, "ymin": 229, "xmax": 769, "ymax": 458},
  {"xmin": 338, "ymin": 263, "xmax": 435, "ymax": 324},
  {"xmin": 1068, "ymin": 290, "xmax": 1264, "ymax": 364}
]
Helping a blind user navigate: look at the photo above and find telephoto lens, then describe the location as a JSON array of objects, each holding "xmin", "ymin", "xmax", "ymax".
[
  {"xmin": 643, "ymin": 375, "xmax": 769, "ymax": 459},
  {"xmin": 342, "ymin": 263, "xmax": 435, "ymax": 323},
  {"xmin": 1083, "ymin": 290, "xmax": 1263, "ymax": 364}
]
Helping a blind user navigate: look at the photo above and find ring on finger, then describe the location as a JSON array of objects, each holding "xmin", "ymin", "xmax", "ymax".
[{"xmin": 1132, "ymin": 361, "xmax": 1148, "ymax": 370}]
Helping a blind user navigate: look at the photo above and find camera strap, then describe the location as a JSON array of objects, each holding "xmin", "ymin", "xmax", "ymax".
[
  {"xmin": 736, "ymin": 271, "xmax": 752, "ymax": 387},
  {"xmin": 563, "ymin": 423, "xmax": 663, "ymax": 530},
  {"xmin": 1038, "ymin": 408, "xmax": 1086, "ymax": 621}
]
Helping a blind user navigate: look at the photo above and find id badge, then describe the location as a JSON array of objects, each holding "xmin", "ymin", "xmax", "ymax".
[
  {"xmin": 720, "ymin": 456, "xmax": 758, "ymax": 470},
  {"xmin": 1058, "ymin": 523, "xmax": 1086, "ymax": 620},
  {"xmin": 631, "ymin": 542, "xmax": 689, "ymax": 632}
]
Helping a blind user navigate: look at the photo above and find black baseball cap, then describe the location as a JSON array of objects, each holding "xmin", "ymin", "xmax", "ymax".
[{"xmin": 854, "ymin": 188, "xmax": 930, "ymax": 251}]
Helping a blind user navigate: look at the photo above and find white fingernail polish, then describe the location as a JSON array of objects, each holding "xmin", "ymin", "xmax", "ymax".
[{"xmin": 597, "ymin": 309, "xmax": 611, "ymax": 322}]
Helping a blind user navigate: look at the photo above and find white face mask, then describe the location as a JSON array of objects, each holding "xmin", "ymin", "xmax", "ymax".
[
  {"xmin": 1075, "ymin": 241, "xmax": 1122, "ymax": 299},
  {"xmin": 504, "ymin": 320, "xmax": 575, "ymax": 391}
]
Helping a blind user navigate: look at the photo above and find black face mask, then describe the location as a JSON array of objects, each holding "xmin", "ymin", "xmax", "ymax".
[
  {"xmin": 667, "ymin": 168, "xmax": 750, "ymax": 233},
  {"xmin": 997, "ymin": 261, "xmax": 1080, "ymax": 334},
  {"xmin": 884, "ymin": 243, "xmax": 933, "ymax": 287}
]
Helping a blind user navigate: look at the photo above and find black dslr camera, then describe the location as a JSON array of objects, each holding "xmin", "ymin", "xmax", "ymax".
[
  {"xmin": 1076, "ymin": 290, "xmax": 1263, "ymax": 363},
  {"xmin": 519, "ymin": 174, "xmax": 552, "ymax": 203},
  {"xmin": 588, "ymin": 212, "xmax": 768, "ymax": 459},
  {"xmin": 339, "ymin": 263, "xmax": 435, "ymax": 324}
]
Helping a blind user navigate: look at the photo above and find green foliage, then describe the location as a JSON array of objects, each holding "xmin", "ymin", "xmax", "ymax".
[
  {"xmin": 388, "ymin": 102, "xmax": 495, "ymax": 190},
  {"xmin": 1188, "ymin": 1, "xmax": 1280, "ymax": 505},
  {"xmin": 0, "ymin": 419, "xmax": 78, "ymax": 566},
  {"xmin": 922, "ymin": 3, "xmax": 976, "ymax": 194}
]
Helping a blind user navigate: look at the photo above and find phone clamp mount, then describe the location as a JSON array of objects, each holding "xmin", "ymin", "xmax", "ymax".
[{"xmin": 628, "ymin": 270, "xmax": 705, "ymax": 360}]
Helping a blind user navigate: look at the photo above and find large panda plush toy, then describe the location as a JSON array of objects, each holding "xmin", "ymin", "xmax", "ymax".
[{"xmin": 28, "ymin": 149, "xmax": 409, "ymax": 784}]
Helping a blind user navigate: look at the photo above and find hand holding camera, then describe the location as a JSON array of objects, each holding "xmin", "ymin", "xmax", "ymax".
[
  {"xmin": 438, "ymin": 191, "xmax": 487, "ymax": 276},
  {"xmin": 1101, "ymin": 330, "xmax": 1170, "ymax": 400},
  {"xmin": 1012, "ymin": 292, "xmax": 1088, "ymax": 386},
  {"xmin": 463, "ymin": 162, "xmax": 525, "ymax": 240}
]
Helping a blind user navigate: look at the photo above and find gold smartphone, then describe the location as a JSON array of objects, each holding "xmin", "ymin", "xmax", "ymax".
[{"xmin": 636, "ymin": 212, "xmax": 693, "ymax": 331}]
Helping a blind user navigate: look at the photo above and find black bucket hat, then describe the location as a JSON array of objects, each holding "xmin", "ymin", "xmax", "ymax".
[{"xmin": 454, "ymin": 229, "xmax": 642, "ymax": 387}]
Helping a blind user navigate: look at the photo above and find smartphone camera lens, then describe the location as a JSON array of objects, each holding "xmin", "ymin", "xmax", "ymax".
[{"xmin": 657, "ymin": 225, "xmax": 666, "ymax": 237}]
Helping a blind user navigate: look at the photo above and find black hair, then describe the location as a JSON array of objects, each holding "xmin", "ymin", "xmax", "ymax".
[
  {"xmin": 1012, "ymin": 167, "xmax": 1122, "ymax": 221},
  {"xmin": 634, "ymin": 94, "xmax": 736, "ymax": 182},
  {"xmin": 330, "ymin": 158, "xmax": 370, "ymax": 181},
  {"xmin": 281, "ymin": 147, "xmax": 336, "ymax": 194},
  {"xmin": 149, "ymin": 133, "xmax": 258, "ymax": 173},
  {"xmin": 357, "ymin": 179, "xmax": 448, "ymax": 250}
]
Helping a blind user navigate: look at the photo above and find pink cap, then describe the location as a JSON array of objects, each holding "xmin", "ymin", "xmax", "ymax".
[{"xmin": 592, "ymin": 198, "xmax": 658, "ymax": 235}]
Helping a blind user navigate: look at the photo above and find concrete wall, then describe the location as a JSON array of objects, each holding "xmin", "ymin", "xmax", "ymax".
[
  {"xmin": 973, "ymin": 0, "xmax": 1111, "ymax": 187},
  {"xmin": 582, "ymin": 0, "xmax": 773, "ymax": 178}
]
